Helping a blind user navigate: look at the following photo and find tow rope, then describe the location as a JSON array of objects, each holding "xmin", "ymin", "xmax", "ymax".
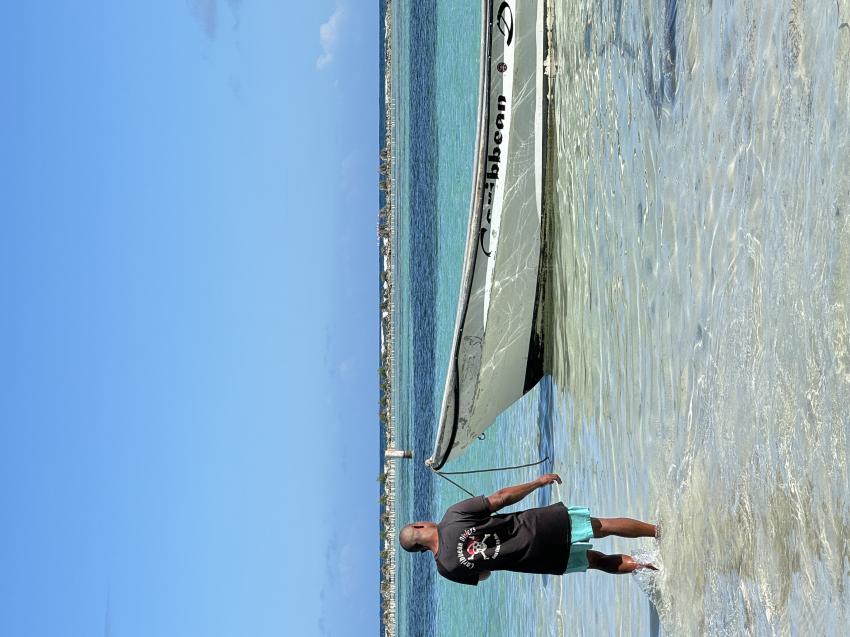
[{"xmin": 429, "ymin": 456, "xmax": 550, "ymax": 498}]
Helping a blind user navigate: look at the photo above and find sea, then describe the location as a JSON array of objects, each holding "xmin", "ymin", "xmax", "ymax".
[{"xmin": 386, "ymin": 0, "xmax": 850, "ymax": 635}]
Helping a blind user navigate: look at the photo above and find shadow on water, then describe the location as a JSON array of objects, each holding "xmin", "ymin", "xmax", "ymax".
[
  {"xmin": 588, "ymin": 0, "xmax": 636, "ymax": 60},
  {"xmin": 586, "ymin": 0, "xmax": 677, "ymax": 121},
  {"xmin": 579, "ymin": 0, "xmax": 680, "ymax": 126},
  {"xmin": 407, "ymin": 0, "xmax": 438, "ymax": 633},
  {"xmin": 662, "ymin": 0, "xmax": 678, "ymax": 103},
  {"xmin": 644, "ymin": 0, "xmax": 678, "ymax": 120}
]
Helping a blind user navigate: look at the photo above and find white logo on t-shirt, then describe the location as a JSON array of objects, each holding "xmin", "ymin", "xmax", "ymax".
[{"xmin": 456, "ymin": 527, "xmax": 501, "ymax": 568}]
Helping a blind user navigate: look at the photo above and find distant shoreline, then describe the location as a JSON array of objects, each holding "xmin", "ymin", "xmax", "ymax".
[{"xmin": 377, "ymin": 1, "xmax": 397, "ymax": 635}]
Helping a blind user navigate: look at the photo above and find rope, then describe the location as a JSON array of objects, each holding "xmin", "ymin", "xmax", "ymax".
[
  {"xmin": 430, "ymin": 471, "xmax": 476, "ymax": 498},
  {"xmin": 436, "ymin": 456, "xmax": 548, "ymax": 475},
  {"xmin": 429, "ymin": 455, "xmax": 549, "ymax": 498}
]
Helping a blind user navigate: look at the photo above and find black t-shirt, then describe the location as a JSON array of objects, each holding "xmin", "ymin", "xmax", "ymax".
[{"xmin": 434, "ymin": 496, "xmax": 572, "ymax": 586}]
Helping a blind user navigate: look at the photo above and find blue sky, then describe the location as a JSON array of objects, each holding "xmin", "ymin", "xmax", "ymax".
[{"xmin": 0, "ymin": 1, "xmax": 378, "ymax": 635}]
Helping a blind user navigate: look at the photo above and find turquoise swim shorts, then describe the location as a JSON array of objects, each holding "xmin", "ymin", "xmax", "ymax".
[{"xmin": 565, "ymin": 506, "xmax": 593, "ymax": 573}]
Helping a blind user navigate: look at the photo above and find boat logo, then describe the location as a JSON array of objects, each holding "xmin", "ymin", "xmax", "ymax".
[
  {"xmin": 497, "ymin": 2, "xmax": 514, "ymax": 46},
  {"xmin": 497, "ymin": 62, "xmax": 508, "ymax": 73},
  {"xmin": 479, "ymin": 94, "xmax": 508, "ymax": 258},
  {"xmin": 479, "ymin": 227, "xmax": 493, "ymax": 257}
]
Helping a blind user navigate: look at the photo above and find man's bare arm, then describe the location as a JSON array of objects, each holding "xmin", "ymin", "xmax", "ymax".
[{"xmin": 486, "ymin": 473, "xmax": 561, "ymax": 512}]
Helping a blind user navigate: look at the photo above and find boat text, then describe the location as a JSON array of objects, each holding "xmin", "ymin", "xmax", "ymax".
[{"xmin": 479, "ymin": 94, "xmax": 508, "ymax": 258}]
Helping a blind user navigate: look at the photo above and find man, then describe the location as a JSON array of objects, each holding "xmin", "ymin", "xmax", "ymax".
[{"xmin": 399, "ymin": 473, "xmax": 656, "ymax": 585}]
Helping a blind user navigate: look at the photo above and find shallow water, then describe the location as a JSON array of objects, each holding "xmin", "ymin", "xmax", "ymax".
[
  {"xmin": 547, "ymin": 0, "xmax": 850, "ymax": 633},
  {"xmin": 391, "ymin": 0, "xmax": 850, "ymax": 634}
]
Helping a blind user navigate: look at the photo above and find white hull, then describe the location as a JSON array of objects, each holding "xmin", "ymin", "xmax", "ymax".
[{"xmin": 429, "ymin": 0, "xmax": 549, "ymax": 469}]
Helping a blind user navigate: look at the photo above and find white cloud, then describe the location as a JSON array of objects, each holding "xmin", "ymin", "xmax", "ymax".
[{"xmin": 316, "ymin": 7, "xmax": 346, "ymax": 70}]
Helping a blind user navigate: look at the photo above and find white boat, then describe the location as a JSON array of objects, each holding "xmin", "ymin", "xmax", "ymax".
[{"xmin": 427, "ymin": 0, "xmax": 551, "ymax": 470}]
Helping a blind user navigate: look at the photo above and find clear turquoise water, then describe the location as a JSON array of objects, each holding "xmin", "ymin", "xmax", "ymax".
[{"xmin": 391, "ymin": 1, "xmax": 850, "ymax": 634}]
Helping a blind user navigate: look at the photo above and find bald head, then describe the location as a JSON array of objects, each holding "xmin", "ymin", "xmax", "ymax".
[{"xmin": 399, "ymin": 522, "xmax": 434, "ymax": 553}]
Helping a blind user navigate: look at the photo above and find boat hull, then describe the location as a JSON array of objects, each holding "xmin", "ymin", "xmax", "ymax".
[{"xmin": 429, "ymin": 0, "xmax": 549, "ymax": 469}]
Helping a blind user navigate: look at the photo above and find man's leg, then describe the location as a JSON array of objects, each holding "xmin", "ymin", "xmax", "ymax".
[
  {"xmin": 586, "ymin": 550, "xmax": 657, "ymax": 574},
  {"xmin": 591, "ymin": 517, "xmax": 656, "ymax": 539}
]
